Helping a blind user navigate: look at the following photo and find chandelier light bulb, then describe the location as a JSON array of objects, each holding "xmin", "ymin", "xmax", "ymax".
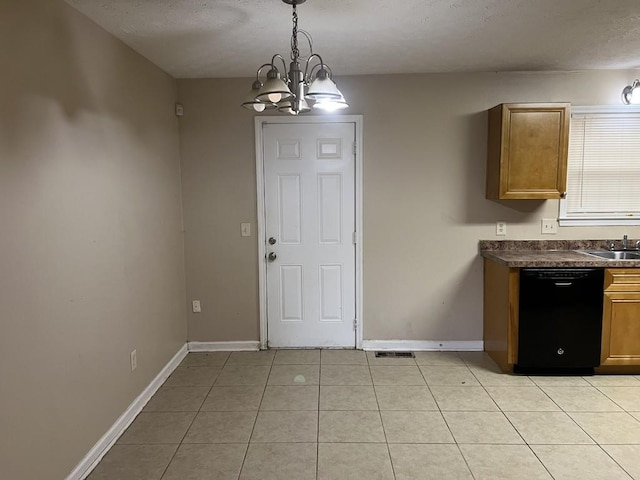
[{"xmin": 268, "ymin": 93, "xmax": 283, "ymax": 103}]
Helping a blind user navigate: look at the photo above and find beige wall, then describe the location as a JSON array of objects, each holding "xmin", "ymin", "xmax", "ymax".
[
  {"xmin": 0, "ymin": 1, "xmax": 186, "ymax": 478},
  {"xmin": 178, "ymin": 69, "xmax": 640, "ymax": 343}
]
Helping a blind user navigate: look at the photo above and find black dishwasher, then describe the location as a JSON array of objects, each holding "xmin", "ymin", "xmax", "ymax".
[{"xmin": 515, "ymin": 268, "xmax": 604, "ymax": 374}]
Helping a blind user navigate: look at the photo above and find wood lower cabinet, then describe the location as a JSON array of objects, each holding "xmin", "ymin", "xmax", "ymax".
[
  {"xmin": 483, "ymin": 261, "xmax": 640, "ymax": 373},
  {"xmin": 486, "ymin": 103, "xmax": 570, "ymax": 200},
  {"xmin": 483, "ymin": 259, "xmax": 519, "ymax": 372},
  {"xmin": 600, "ymin": 269, "xmax": 640, "ymax": 368}
]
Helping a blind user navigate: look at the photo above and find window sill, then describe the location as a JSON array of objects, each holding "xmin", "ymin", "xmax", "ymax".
[{"xmin": 559, "ymin": 218, "xmax": 640, "ymax": 227}]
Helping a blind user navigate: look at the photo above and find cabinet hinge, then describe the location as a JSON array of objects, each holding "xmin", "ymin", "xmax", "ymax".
[
  {"xmin": 352, "ymin": 232, "xmax": 357, "ymax": 245},
  {"xmin": 353, "ymin": 142, "xmax": 356, "ymax": 156},
  {"xmin": 353, "ymin": 318, "xmax": 358, "ymax": 331}
]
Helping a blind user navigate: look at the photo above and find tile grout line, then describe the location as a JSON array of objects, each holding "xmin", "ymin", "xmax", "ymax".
[
  {"xmin": 593, "ymin": 384, "xmax": 639, "ymax": 413},
  {"xmin": 218, "ymin": 352, "xmax": 249, "ymax": 480},
  {"xmin": 572, "ymin": 383, "xmax": 640, "ymax": 479},
  {"xmin": 234, "ymin": 351, "xmax": 273, "ymax": 480},
  {"xmin": 430, "ymin": 353, "xmax": 478, "ymax": 480},
  {"xmin": 466, "ymin": 363, "xmax": 596, "ymax": 480},
  {"xmin": 537, "ymin": 382, "xmax": 635, "ymax": 452},
  {"xmin": 158, "ymin": 352, "xmax": 232, "ymax": 480},
  {"xmin": 464, "ymin": 357, "xmax": 555, "ymax": 479},
  {"xmin": 367, "ymin": 352, "xmax": 397, "ymax": 480},
  {"xmin": 593, "ymin": 444, "xmax": 636, "ymax": 480}
]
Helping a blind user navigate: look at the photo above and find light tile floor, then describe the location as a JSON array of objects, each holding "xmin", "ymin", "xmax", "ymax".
[{"xmin": 88, "ymin": 350, "xmax": 640, "ymax": 479}]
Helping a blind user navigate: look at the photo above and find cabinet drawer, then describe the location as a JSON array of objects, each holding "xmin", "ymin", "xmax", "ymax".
[{"xmin": 605, "ymin": 269, "xmax": 640, "ymax": 291}]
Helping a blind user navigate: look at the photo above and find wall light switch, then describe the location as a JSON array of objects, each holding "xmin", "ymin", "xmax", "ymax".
[
  {"xmin": 130, "ymin": 349, "xmax": 137, "ymax": 371},
  {"xmin": 192, "ymin": 300, "xmax": 201, "ymax": 313},
  {"xmin": 496, "ymin": 221, "xmax": 507, "ymax": 236},
  {"xmin": 541, "ymin": 218, "xmax": 558, "ymax": 234},
  {"xmin": 241, "ymin": 223, "xmax": 251, "ymax": 237}
]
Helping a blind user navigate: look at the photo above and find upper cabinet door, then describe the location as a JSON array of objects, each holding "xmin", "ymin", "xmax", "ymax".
[{"xmin": 486, "ymin": 103, "xmax": 570, "ymax": 200}]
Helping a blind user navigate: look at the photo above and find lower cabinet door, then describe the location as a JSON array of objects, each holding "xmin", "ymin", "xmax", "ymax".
[{"xmin": 601, "ymin": 291, "xmax": 640, "ymax": 366}]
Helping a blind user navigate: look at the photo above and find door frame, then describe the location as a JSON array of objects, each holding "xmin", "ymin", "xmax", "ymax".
[{"xmin": 255, "ymin": 115, "xmax": 364, "ymax": 350}]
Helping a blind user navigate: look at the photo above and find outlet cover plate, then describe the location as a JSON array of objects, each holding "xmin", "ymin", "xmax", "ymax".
[
  {"xmin": 541, "ymin": 218, "xmax": 558, "ymax": 234},
  {"xmin": 192, "ymin": 300, "xmax": 201, "ymax": 313}
]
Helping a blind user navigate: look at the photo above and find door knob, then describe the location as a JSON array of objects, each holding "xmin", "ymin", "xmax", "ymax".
[
  {"xmin": 268, "ymin": 237, "xmax": 277, "ymax": 245},
  {"xmin": 268, "ymin": 252, "xmax": 277, "ymax": 262}
]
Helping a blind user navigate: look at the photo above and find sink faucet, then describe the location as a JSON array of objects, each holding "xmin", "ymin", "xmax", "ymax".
[{"xmin": 623, "ymin": 234, "xmax": 629, "ymax": 250}]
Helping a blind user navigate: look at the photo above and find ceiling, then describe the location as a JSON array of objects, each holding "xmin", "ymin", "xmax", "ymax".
[{"xmin": 66, "ymin": 0, "xmax": 640, "ymax": 79}]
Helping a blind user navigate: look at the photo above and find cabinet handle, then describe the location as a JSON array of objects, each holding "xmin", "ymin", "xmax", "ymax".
[{"xmin": 560, "ymin": 192, "xmax": 567, "ymax": 198}]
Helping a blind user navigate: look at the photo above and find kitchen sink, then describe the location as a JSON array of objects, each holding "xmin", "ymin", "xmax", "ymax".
[{"xmin": 579, "ymin": 250, "xmax": 640, "ymax": 260}]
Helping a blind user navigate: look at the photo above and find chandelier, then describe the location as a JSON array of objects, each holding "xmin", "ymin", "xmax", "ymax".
[{"xmin": 241, "ymin": 0, "xmax": 348, "ymax": 115}]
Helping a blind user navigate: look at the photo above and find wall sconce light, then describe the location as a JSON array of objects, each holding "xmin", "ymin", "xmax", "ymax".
[{"xmin": 622, "ymin": 79, "xmax": 640, "ymax": 105}]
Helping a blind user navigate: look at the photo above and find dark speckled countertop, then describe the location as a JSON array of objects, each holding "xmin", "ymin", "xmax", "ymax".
[{"xmin": 479, "ymin": 240, "xmax": 640, "ymax": 268}]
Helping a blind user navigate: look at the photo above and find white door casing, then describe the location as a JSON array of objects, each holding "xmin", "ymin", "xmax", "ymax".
[{"xmin": 256, "ymin": 118, "xmax": 362, "ymax": 348}]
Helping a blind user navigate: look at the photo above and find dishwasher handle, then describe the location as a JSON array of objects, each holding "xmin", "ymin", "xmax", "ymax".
[{"xmin": 554, "ymin": 281, "xmax": 573, "ymax": 287}]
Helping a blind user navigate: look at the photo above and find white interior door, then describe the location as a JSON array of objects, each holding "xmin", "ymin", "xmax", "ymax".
[{"xmin": 263, "ymin": 122, "xmax": 356, "ymax": 348}]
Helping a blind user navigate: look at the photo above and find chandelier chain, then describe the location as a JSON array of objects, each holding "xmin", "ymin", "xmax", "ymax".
[{"xmin": 291, "ymin": 3, "xmax": 299, "ymax": 61}]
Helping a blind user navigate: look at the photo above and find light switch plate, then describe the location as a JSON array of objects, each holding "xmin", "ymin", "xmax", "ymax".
[
  {"xmin": 541, "ymin": 218, "xmax": 558, "ymax": 234},
  {"xmin": 130, "ymin": 350, "xmax": 137, "ymax": 371},
  {"xmin": 496, "ymin": 221, "xmax": 507, "ymax": 236},
  {"xmin": 241, "ymin": 223, "xmax": 251, "ymax": 237}
]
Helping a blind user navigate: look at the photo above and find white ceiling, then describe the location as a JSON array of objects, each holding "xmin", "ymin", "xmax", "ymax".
[{"xmin": 66, "ymin": 0, "xmax": 640, "ymax": 79}]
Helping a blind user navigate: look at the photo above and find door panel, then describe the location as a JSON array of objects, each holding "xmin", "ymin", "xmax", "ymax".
[
  {"xmin": 263, "ymin": 122, "xmax": 356, "ymax": 347},
  {"xmin": 278, "ymin": 175, "xmax": 302, "ymax": 244},
  {"xmin": 280, "ymin": 265, "xmax": 303, "ymax": 322},
  {"xmin": 320, "ymin": 265, "xmax": 342, "ymax": 322},
  {"xmin": 318, "ymin": 174, "xmax": 343, "ymax": 244}
]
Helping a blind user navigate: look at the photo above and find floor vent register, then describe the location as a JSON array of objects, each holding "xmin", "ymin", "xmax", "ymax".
[{"xmin": 374, "ymin": 351, "xmax": 415, "ymax": 358}]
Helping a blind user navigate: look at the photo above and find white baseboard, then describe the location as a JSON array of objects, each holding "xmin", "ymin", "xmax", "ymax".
[
  {"xmin": 188, "ymin": 341, "xmax": 260, "ymax": 352},
  {"xmin": 361, "ymin": 340, "xmax": 484, "ymax": 352},
  {"xmin": 66, "ymin": 344, "xmax": 188, "ymax": 480}
]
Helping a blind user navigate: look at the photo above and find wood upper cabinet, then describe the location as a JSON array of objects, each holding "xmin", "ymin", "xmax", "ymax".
[
  {"xmin": 486, "ymin": 103, "xmax": 570, "ymax": 200},
  {"xmin": 601, "ymin": 269, "xmax": 640, "ymax": 367}
]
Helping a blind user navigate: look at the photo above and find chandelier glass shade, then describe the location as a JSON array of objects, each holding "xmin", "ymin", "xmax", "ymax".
[
  {"xmin": 241, "ymin": 0, "xmax": 348, "ymax": 115},
  {"xmin": 622, "ymin": 79, "xmax": 640, "ymax": 105}
]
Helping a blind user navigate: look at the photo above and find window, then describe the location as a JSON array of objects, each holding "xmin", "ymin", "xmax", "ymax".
[{"xmin": 559, "ymin": 106, "xmax": 640, "ymax": 226}]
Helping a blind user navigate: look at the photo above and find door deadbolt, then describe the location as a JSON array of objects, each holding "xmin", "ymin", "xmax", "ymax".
[
  {"xmin": 268, "ymin": 252, "xmax": 277, "ymax": 262},
  {"xmin": 268, "ymin": 237, "xmax": 277, "ymax": 245}
]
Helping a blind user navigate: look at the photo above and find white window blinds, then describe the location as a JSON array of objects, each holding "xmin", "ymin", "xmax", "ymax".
[{"xmin": 561, "ymin": 110, "xmax": 640, "ymax": 225}]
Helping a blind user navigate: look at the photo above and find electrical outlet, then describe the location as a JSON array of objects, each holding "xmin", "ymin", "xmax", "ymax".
[
  {"xmin": 192, "ymin": 300, "xmax": 201, "ymax": 313},
  {"xmin": 541, "ymin": 218, "xmax": 558, "ymax": 234},
  {"xmin": 241, "ymin": 223, "xmax": 251, "ymax": 237},
  {"xmin": 496, "ymin": 221, "xmax": 507, "ymax": 236},
  {"xmin": 130, "ymin": 349, "xmax": 137, "ymax": 371}
]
